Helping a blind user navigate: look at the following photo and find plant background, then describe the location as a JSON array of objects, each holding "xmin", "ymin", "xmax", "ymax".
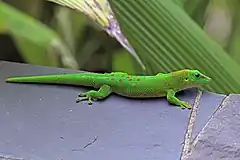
[{"xmin": 1, "ymin": 0, "xmax": 240, "ymax": 93}]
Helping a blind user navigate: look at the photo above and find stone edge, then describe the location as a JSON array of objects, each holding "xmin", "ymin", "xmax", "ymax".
[{"xmin": 180, "ymin": 94, "xmax": 231, "ymax": 160}]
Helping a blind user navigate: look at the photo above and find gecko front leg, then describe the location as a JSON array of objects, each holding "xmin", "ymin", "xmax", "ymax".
[
  {"xmin": 76, "ymin": 84, "xmax": 112, "ymax": 105},
  {"xmin": 166, "ymin": 90, "xmax": 192, "ymax": 109}
]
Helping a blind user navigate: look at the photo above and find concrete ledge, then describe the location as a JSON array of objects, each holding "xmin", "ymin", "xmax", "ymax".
[
  {"xmin": 0, "ymin": 61, "xmax": 227, "ymax": 160},
  {"xmin": 187, "ymin": 94, "xmax": 240, "ymax": 160}
]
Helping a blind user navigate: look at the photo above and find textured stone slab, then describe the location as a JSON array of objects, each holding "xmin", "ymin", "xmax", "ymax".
[
  {"xmin": 0, "ymin": 61, "xmax": 195, "ymax": 160},
  {"xmin": 187, "ymin": 94, "xmax": 240, "ymax": 160},
  {"xmin": 192, "ymin": 91, "xmax": 226, "ymax": 139},
  {"xmin": 0, "ymin": 155, "xmax": 23, "ymax": 160}
]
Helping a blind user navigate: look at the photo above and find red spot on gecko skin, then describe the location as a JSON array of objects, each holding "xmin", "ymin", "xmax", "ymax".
[
  {"xmin": 111, "ymin": 78, "xmax": 114, "ymax": 80},
  {"xmin": 106, "ymin": 78, "xmax": 110, "ymax": 80},
  {"xmin": 119, "ymin": 79, "xmax": 122, "ymax": 82},
  {"xmin": 122, "ymin": 86, "xmax": 125, "ymax": 88}
]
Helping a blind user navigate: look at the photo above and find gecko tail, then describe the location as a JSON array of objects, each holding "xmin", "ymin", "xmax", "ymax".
[
  {"xmin": 5, "ymin": 73, "xmax": 97, "ymax": 86},
  {"xmin": 6, "ymin": 76, "xmax": 44, "ymax": 83},
  {"xmin": 6, "ymin": 75, "xmax": 70, "ymax": 84}
]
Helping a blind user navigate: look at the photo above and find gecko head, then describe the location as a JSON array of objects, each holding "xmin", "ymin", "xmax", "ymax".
[{"xmin": 184, "ymin": 70, "xmax": 211, "ymax": 86}]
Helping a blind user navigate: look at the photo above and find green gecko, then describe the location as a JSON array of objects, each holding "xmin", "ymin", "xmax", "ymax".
[{"xmin": 5, "ymin": 69, "xmax": 211, "ymax": 109}]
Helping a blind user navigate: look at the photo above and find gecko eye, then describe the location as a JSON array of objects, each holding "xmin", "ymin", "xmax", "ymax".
[{"xmin": 194, "ymin": 73, "xmax": 200, "ymax": 78}]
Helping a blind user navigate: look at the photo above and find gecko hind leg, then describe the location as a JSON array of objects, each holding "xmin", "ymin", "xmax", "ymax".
[{"xmin": 76, "ymin": 84, "xmax": 112, "ymax": 105}]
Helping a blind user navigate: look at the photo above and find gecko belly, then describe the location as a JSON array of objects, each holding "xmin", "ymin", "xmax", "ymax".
[{"xmin": 113, "ymin": 89, "xmax": 166, "ymax": 98}]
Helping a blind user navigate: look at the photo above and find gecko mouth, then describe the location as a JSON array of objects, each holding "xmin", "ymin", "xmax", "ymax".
[{"xmin": 200, "ymin": 75, "xmax": 212, "ymax": 82}]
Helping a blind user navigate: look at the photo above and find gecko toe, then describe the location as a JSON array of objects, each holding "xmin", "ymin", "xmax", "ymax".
[
  {"xmin": 179, "ymin": 106, "xmax": 186, "ymax": 110},
  {"xmin": 78, "ymin": 92, "xmax": 87, "ymax": 97},
  {"xmin": 179, "ymin": 102, "xmax": 192, "ymax": 110},
  {"xmin": 76, "ymin": 97, "xmax": 88, "ymax": 103},
  {"xmin": 88, "ymin": 100, "xmax": 93, "ymax": 105},
  {"xmin": 76, "ymin": 98, "xmax": 81, "ymax": 103}
]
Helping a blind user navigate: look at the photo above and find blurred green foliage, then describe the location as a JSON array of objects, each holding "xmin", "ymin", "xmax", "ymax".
[
  {"xmin": 0, "ymin": 0, "xmax": 134, "ymax": 73},
  {"xmin": 109, "ymin": 0, "xmax": 240, "ymax": 93},
  {"xmin": 1, "ymin": 0, "xmax": 240, "ymax": 93}
]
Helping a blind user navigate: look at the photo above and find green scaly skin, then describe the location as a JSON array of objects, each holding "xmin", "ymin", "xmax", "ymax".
[{"xmin": 5, "ymin": 69, "xmax": 211, "ymax": 109}]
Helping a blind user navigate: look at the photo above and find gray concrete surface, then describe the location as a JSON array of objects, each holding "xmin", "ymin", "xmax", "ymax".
[
  {"xmin": 187, "ymin": 94, "xmax": 240, "ymax": 160},
  {"xmin": 0, "ymin": 61, "xmax": 228, "ymax": 160}
]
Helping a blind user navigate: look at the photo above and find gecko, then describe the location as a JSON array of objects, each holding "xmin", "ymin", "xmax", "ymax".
[{"xmin": 5, "ymin": 69, "xmax": 211, "ymax": 109}]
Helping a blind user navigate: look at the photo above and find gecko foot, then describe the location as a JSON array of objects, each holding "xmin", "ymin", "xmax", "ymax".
[
  {"xmin": 76, "ymin": 91, "xmax": 99, "ymax": 105},
  {"xmin": 76, "ymin": 85, "xmax": 111, "ymax": 105},
  {"xmin": 76, "ymin": 93, "xmax": 95, "ymax": 105},
  {"xmin": 76, "ymin": 96, "xmax": 93, "ymax": 105},
  {"xmin": 179, "ymin": 102, "xmax": 192, "ymax": 110}
]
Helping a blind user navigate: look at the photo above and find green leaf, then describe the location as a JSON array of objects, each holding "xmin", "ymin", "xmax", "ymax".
[
  {"xmin": 225, "ymin": 0, "xmax": 240, "ymax": 64},
  {"xmin": 0, "ymin": 2, "xmax": 78, "ymax": 68},
  {"xmin": 171, "ymin": 0, "xmax": 185, "ymax": 8},
  {"xmin": 54, "ymin": 7, "xmax": 76, "ymax": 53},
  {"xmin": 184, "ymin": 0, "xmax": 210, "ymax": 27},
  {"xmin": 46, "ymin": 0, "xmax": 111, "ymax": 27},
  {"xmin": 109, "ymin": 0, "xmax": 240, "ymax": 94},
  {"xmin": 4, "ymin": 0, "xmax": 43, "ymax": 19},
  {"xmin": 112, "ymin": 49, "xmax": 135, "ymax": 74},
  {"xmin": 0, "ymin": 11, "xmax": 6, "ymax": 32},
  {"xmin": 46, "ymin": 0, "xmax": 146, "ymax": 70}
]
